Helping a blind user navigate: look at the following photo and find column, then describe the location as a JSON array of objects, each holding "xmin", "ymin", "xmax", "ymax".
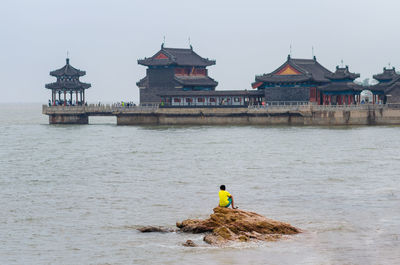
[
  {"xmin": 83, "ymin": 90, "xmax": 85, "ymax": 104},
  {"xmin": 51, "ymin": 90, "xmax": 54, "ymax": 105},
  {"xmin": 328, "ymin": 95, "xmax": 332, "ymax": 105},
  {"xmin": 76, "ymin": 91, "xmax": 78, "ymax": 105}
]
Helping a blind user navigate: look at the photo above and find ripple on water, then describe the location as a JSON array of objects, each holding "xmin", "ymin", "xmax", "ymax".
[{"xmin": 1, "ymin": 105, "xmax": 400, "ymax": 264}]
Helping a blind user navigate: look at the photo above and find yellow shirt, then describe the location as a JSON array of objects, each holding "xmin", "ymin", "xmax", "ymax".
[{"xmin": 219, "ymin": 190, "xmax": 231, "ymax": 207}]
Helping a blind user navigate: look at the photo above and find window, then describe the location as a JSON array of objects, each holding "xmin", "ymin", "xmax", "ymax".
[
  {"xmin": 210, "ymin": 98, "xmax": 216, "ymax": 102},
  {"xmin": 234, "ymin": 97, "xmax": 240, "ymax": 102},
  {"xmin": 173, "ymin": 98, "xmax": 181, "ymax": 103},
  {"xmin": 197, "ymin": 98, "xmax": 204, "ymax": 103},
  {"xmin": 186, "ymin": 98, "xmax": 193, "ymax": 103}
]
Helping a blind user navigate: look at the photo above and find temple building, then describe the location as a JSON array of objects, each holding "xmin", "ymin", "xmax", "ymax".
[
  {"xmin": 137, "ymin": 44, "xmax": 218, "ymax": 105},
  {"xmin": 45, "ymin": 58, "xmax": 91, "ymax": 106},
  {"xmin": 252, "ymin": 55, "xmax": 362, "ymax": 105},
  {"xmin": 319, "ymin": 66, "xmax": 363, "ymax": 105},
  {"xmin": 252, "ymin": 55, "xmax": 332, "ymax": 104},
  {"xmin": 370, "ymin": 67, "xmax": 400, "ymax": 104}
]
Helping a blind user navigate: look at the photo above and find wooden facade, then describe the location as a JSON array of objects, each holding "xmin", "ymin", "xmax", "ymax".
[{"xmin": 159, "ymin": 90, "xmax": 264, "ymax": 107}]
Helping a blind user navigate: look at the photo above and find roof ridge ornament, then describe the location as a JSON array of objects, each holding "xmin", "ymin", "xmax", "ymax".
[{"xmin": 66, "ymin": 50, "xmax": 70, "ymax": 65}]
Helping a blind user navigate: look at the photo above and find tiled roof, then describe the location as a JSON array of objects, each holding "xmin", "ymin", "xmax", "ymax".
[
  {"xmin": 325, "ymin": 66, "xmax": 360, "ymax": 81},
  {"xmin": 50, "ymin": 58, "xmax": 86, "ymax": 77},
  {"xmin": 254, "ymin": 56, "xmax": 332, "ymax": 84},
  {"xmin": 45, "ymin": 81, "xmax": 91, "ymax": 90},
  {"xmin": 370, "ymin": 76, "xmax": 400, "ymax": 93},
  {"xmin": 136, "ymin": 76, "xmax": 148, "ymax": 88},
  {"xmin": 373, "ymin": 67, "xmax": 399, "ymax": 82},
  {"xmin": 138, "ymin": 45, "xmax": 216, "ymax": 67},
  {"xmin": 174, "ymin": 75, "xmax": 218, "ymax": 87},
  {"xmin": 319, "ymin": 82, "xmax": 363, "ymax": 92}
]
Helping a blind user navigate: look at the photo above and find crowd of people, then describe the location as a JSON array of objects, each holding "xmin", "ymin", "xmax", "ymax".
[
  {"xmin": 48, "ymin": 99, "xmax": 86, "ymax": 106},
  {"xmin": 49, "ymin": 100, "xmax": 137, "ymax": 107},
  {"xmin": 111, "ymin": 101, "xmax": 137, "ymax": 108}
]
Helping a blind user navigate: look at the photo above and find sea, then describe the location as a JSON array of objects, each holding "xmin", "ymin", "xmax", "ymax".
[{"xmin": 0, "ymin": 103, "xmax": 399, "ymax": 265}]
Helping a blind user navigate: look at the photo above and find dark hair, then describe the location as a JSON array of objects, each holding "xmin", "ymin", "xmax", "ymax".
[{"xmin": 220, "ymin": 185, "xmax": 226, "ymax": 190}]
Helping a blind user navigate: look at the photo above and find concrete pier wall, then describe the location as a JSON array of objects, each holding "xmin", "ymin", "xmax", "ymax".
[
  {"xmin": 49, "ymin": 114, "xmax": 88, "ymax": 124},
  {"xmin": 116, "ymin": 107, "xmax": 400, "ymax": 126},
  {"xmin": 42, "ymin": 104, "xmax": 400, "ymax": 126}
]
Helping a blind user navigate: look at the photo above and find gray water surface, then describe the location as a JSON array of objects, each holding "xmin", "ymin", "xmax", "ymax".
[{"xmin": 0, "ymin": 104, "xmax": 399, "ymax": 264}]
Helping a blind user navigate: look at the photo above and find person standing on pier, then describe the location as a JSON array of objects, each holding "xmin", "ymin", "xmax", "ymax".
[{"xmin": 219, "ymin": 185, "xmax": 237, "ymax": 209}]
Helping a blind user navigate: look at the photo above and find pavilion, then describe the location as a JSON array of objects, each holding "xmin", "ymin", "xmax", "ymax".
[
  {"xmin": 45, "ymin": 58, "xmax": 91, "ymax": 106},
  {"xmin": 370, "ymin": 67, "xmax": 400, "ymax": 104}
]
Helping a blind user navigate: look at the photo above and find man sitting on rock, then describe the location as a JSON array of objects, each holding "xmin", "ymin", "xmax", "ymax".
[{"xmin": 219, "ymin": 185, "xmax": 237, "ymax": 209}]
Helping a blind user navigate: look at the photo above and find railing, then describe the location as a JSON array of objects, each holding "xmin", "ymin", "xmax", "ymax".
[
  {"xmin": 249, "ymin": 101, "xmax": 309, "ymax": 111},
  {"xmin": 266, "ymin": 101, "xmax": 309, "ymax": 106},
  {"xmin": 42, "ymin": 102, "xmax": 400, "ymax": 114},
  {"xmin": 42, "ymin": 104, "xmax": 158, "ymax": 113},
  {"xmin": 311, "ymin": 103, "xmax": 387, "ymax": 110}
]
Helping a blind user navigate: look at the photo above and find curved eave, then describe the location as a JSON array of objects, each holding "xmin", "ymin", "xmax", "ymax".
[
  {"xmin": 174, "ymin": 76, "xmax": 218, "ymax": 87},
  {"xmin": 372, "ymin": 76, "xmax": 395, "ymax": 82},
  {"xmin": 325, "ymin": 74, "xmax": 360, "ymax": 81},
  {"xmin": 45, "ymin": 82, "xmax": 91, "ymax": 90},
  {"xmin": 50, "ymin": 69, "xmax": 86, "ymax": 77},
  {"xmin": 255, "ymin": 74, "xmax": 313, "ymax": 83},
  {"xmin": 137, "ymin": 59, "xmax": 215, "ymax": 67},
  {"xmin": 319, "ymin": 83, "xmax": 363, "ymax": 92}
]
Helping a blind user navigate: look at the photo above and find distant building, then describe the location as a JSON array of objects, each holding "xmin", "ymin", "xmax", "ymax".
[
  {"xmin": 252, "ymin": 55, "xmax": 362, "ymax": 105},
  {"xmin": 45, "ymin": 58, "xmax": 91, "ymax": 106},
  {"xmin": 319, "ymin": 66, "xmax": 363, "ymax": 105},
  {"xmin": 371, "ymin": 67, "xmax": 400, "ymax": 104},
  {"xmin": 137, "ymin": 44, "xmax": 218, "ymax": 105}
]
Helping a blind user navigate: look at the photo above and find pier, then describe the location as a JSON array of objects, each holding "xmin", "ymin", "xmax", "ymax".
[{"xmin": 42, "ymin": 103, "xmax": 400, "ymax": 126}]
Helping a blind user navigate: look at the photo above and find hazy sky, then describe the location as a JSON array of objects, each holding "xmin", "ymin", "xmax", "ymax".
[{"xmin": 1, "ymin": 0, "xmax": 399, "ymax": 103}]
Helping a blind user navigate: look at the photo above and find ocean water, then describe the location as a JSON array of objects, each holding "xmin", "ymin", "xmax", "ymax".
[{"xmin": 0, "ymin": 103, "xmax": 399, "ymax": 265}]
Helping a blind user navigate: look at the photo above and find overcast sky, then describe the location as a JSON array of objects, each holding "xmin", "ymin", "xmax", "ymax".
[{"xmin": 1, "ymin": 0, "xmax": 399, "ymax": 103}]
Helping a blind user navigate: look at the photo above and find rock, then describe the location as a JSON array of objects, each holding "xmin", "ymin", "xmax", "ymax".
[
  {"xmin": 182, "ymin": 240, "xmax": 197, "ymax": 247},
  {"xmin": 177, "ymin": 207, "xmax": 300, "ymax": 245},
  {"xmin": 137, "ymin": 226, "xmax": 174, "ymax": 233}
]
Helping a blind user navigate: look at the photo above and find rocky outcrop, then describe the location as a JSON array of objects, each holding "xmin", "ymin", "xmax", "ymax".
[
  {"xmin": 176, "ymin": 207, "xmax": 300, "ymax": 245},
  {"xmin": 182, "ymin": 240, "xmax": 197, "ymax": 247}
]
